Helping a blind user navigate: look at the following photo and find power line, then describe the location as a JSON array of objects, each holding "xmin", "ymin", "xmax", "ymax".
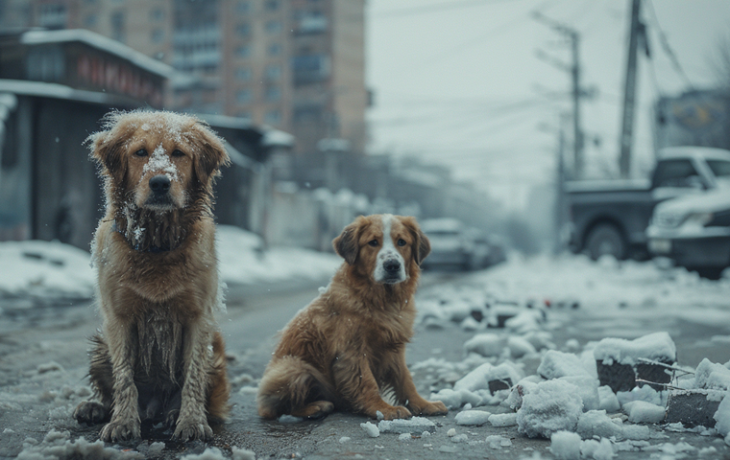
[{"xmin": 645, "ymin": 0, "xmax": 694, "ymax": 90}]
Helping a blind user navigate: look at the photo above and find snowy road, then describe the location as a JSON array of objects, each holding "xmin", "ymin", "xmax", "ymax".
[{"xmin": 1, "ymin": 255, "xmax": 730, "ymax": 459}]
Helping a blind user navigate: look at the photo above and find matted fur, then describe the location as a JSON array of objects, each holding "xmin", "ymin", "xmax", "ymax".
[
  {"xmin": 73, "ymin": 110, "xmax": 231, "ymax": 442},
  {"xmin": 257, "ymin": 214, "xmax": 448, "ymax": 421}
]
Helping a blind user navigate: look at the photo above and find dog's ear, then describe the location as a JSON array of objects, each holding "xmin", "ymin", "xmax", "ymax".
[
  {"xmin": 192, "ymin": 123, "xmax": 230, "ymax": 185},
  {"xmin": 333, "ymin": 222, "xmax": 360, "ymax": 265},
  {"xmin": 87, "ymin": 130, "xmax": 128, "ymax": 184},
  {"xmin": 401, "ymin": 216, "xmax": 430, "ymax": 265}
]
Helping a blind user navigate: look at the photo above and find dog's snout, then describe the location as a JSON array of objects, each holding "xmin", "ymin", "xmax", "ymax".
[
  {"xmin": 384, "ymin": 259, "xmax": 401, "ymax": 272},
  {"xmin": 149, "ymin": 175, "xmax": 171, "ymax": 194}
]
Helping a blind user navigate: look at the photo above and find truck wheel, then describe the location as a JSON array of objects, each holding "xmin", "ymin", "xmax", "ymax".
[{"xmin": 585, "ymin": 224, "xmax": 626, "ymax": 261}]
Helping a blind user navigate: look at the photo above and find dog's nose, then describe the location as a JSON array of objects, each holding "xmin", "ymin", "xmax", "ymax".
[
  {"xmin": 384, "ymin": 259, "xmax": 401, "ymax": 273},
  {"xmin": 149, "ymin": 175, "xmax": 171, "ymax": 194}
]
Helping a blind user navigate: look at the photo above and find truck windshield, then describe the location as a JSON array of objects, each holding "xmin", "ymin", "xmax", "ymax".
[
  {"xmin": 652, "ymin": 159, "xmax": 699, "ymax": 188},
  {"xmin": 707, "ymin": 160, "xmax": 730, "ymax": 178}
]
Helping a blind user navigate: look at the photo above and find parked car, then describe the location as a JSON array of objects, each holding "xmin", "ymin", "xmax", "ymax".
[
  {"xmin": 420, "ymin": 219, "xmax": 503, "ymax": 270},
  {"xmin": 566, "ymin": 146, "xmax": 730, "ymax": 260},
  {"xmin": 647, "ymin": 188, "xmax": 730, "ymax": 280}
]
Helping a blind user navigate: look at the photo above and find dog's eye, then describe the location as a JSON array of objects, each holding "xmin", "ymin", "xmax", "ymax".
[
  {"xmin": 368, "ymin": 239, "xmax": 379, "ymax": 247},
  {"xmin": 397, "ymin": 239, "xmax": 407, "ymax": 247},
  {"xmin": 134, "ymin": 149, "xmax": 148, "ymax": 157},
  {"xmin": 172, "ymin": 149, "xmax": 185, "ymax": 157}
]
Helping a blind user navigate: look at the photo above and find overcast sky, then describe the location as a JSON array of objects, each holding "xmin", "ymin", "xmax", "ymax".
[{"xmin": 365, "ymin": 0, "xmax": 730, "ymax": 210}]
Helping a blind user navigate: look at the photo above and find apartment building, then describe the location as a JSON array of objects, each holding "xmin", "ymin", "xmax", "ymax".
[{"xmin": 0, "ymin": 0, "xmax": 367, "ymax": 157}]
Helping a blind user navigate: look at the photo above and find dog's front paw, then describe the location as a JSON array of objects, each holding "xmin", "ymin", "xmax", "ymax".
[
  {"xmin": 173, "ymin": 417, "xmax": 213, "ymax": 442},
  {"xmin": 99, "ymin": 417, "xmax": 140, "ymax": 442},
  {"xmin": 409, "ymin": 400, "xmax": 448, "ymax": 416},
  {"xmin": 74, "ymin": 401, "xmax": 110, "ymax": 424},
  {"xmin": 376, "ymin": 405, "xmax": 412, "ymax": 420}
]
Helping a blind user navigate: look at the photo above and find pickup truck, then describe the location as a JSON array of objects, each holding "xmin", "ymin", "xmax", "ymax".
[{"xmin": 565, "ymin": 146, "xmax": 730, "ymax": 260}]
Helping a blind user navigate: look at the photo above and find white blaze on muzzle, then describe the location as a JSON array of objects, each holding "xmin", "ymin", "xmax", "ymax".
[{"xmin": 373, "ymin": 214, "xmax": 407, "ymax": 284}]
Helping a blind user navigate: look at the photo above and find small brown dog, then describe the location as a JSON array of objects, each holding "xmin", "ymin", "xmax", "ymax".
[
  {"xmin": 73, "ymin": 111, "xmax": 230, "ymax": 442},
  {"xmin": 257, "ymin": 214, "xmax": 448, "ymax": 420}
]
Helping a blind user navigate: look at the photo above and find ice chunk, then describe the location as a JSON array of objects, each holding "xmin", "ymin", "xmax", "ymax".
[
  {"xmin": 695, "ymin": 358, "xmax": 730, "ymax": 391},
  {"xmin": 616, "ymin": 385, "xmax": 662, "ymax": 407},
  {"xmin": 576, "ymin": 410, "xmax": 624, "ymax": 439},
  {"xmin": 485, "ymin": 434, "xmax": 512, "ymax": 449},
  {"xmin": 339, "ymin": 436, "xmax": 350, "ymax": 443},
  {"xmin": 181, "ymin": 448, "xmax": 228, "ymax": 460},
  {"xmin": 538, "ymin": 350, "xmax": 591, "ymax": 379},
  {"xmin": 378, "ymin": 416, "xmax": 436, "ymax": 434},
  {"xmin": 504, "ymin": 310, "xmax": 543, "ymax": 333},
  {"xmin": 624, "ymin": 401, "xmax": 665, "ymax": 424},
  {"xmin": 454, "ymin": 362, "xmax": 523, "ymax": 393},
  {"xmin": 598, "ymin": 386, "xmax": 620, "ymax": 412},
  {"xmin": 463, "ymin": 333, "xmax": 504, "ymax": 357},
  {"xmin": 447, "ymin": 428, "xmax": 457, "ymax": 437},
  {"xmin": 550, "ymin": 431, "xmax": 581, "ymax": 460},
  {"xmin": 489, "ymin": 412, "xmax": 518, "ymax": 427},
  {"xmin": 517, "ymin": 379, "xmax": 584, "ymax": 438},
  {"xmin": 429, "ymin": 388, "xmax": 481, "ymax": 409},
  {"xmin": 715, "ymin": 391, "xmax": 730, "ymax": 437},
  {"xmin": 593, "ymin": 332, "xmax": 676, "ymax": 366},
  {"xmin": 361, "ymin": 421, "xmax": 380, "ymax": 437},
  {"xmin": 149, "ymin": 442, "xmax": 166, "ymax": 456},
  {"xmin": 450, "ymin": 433, "xmax": 468, "ymax": 443},
  {"xmin": 455, "ymin": 410, "xmax": 491, "ymax": 426}
]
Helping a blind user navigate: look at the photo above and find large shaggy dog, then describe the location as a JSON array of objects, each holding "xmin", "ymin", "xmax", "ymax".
[
  {"xmin": 257, "ymin": 214, "xmax": 448, "ymax": 420},
  {"xmin": 73, "ymin": 111, "xmax": 230, "ymax": 442}
]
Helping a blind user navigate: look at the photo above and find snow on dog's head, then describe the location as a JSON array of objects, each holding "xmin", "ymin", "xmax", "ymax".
[
  {"xmin": 333, "ymin": 214, "xmax": 431, "ymax": 285},
  {"xmin": 87, "ymin": 110, "xmax": 229, "ymax": 211}
]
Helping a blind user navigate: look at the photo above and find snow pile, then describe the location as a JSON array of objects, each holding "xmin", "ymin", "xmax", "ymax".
[
  {"xmin": 550, "ymin": 431, "xmax": 581, "ymax": 460},
  {"xmin": 695, "ymin": 358, "xmax": 730, "ymax": 390},
  {"xmin": 0, "ymin": 240, "xmax": 95, "ymax": 302},
  {"xmin": 538, "ymin": 350, "xmax": 592, "ymax": 379},
  {"xmin": 377, "ymin": 416, "xmax": 435, "ymax": 434},
  {"xmin": 593, "ymin": 332, "xmax": 676, "ymax": 366},
  {"xmin": 624, "ymin": 400, "xmax": 666, "ymax": 424},
  {"xmin": 576, "ymin": 410, "xmax": 651, "ymax": 441},
  {"xmin": 453, "ymin": 361, "xmax": 522, "ymax": 393},
  {"xmin": 485, "ymin": 434, "xmax": 512, "ymax": 449},
  {"xmin": 489, "ymin": 412, "xmax": 518, "ymax": 427},
  {"xmin": 216, "ymin": 225, "xmax": 341, "ymax": 285},
  {"xmin": 454, "ymin": 409, "xmax": 491, "ymax": 426},
  {"xmin": 580, "ymin": 438, "xmax": 614, "ymax": 460},
  {"xmin": 16, "ymin": 429, "xmax": 143, "ymax": 459},
  {"xmin": 715, "ymin": 391, "xmax": 730, "ymax": 438},
  {"xmin": 463, "ymin": 333, "xmax": 504, "ymax": 357},
  {"xmin": 517, "ymin": 379, "xmax": 584, "ymax": 438}
]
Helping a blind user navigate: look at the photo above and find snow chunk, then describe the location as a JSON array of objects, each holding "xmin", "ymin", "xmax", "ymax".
[
  {"xmin": 517, "ymin": 379, "xmax": 584, "ymax": 438},
  {"xmin": 550, "ymin": 431, "xmax": 581, "ymax": 460},
  {"xmin": 339, "ymin": 436, "xmax": 350, "ymax": 443},
  {"xmin": 142, "ymin": 144, "xmax": 179, "ymax": 182},
  {"xmin": 378, "ymin": 416, "xmax": 435, "ymax": 434},
  {"xmin": 450, "ymin": 433, "xmax": 468, "ymax": 443},
  {"xmin": 447, "ymin": 428, "xmax": 457, "ymax": 437},
  {"xmin": 455, "ymin": 410, "xmax": 491, "ymax": 426},
  {"xmin": 360, "ymin": 422, "xmax": 380, "ymax": 438},
  {"xmin": 485, "ymin": 434, "xmax": 512, "ymax": 449},
  {"xmin": 695, "ymin": 358, "xmax": 730, "ymax": 390},
  {"xmin": 624, "ymin": 400, "xmax": 665, "ymax": 424},
  {"xmin": 538, "ymin": 351, "xmax": 591, "ymax": 379},
  {"xmin": 278, "ymin": 415, "xmax": 303, "ymax": 423},
  {"xmin": 489, "ymin": 412, "xmax": 518, "ymax": 427},
  {"xmin": 429, "ymin": 388, "xmax": 481, "ymax": 409},
  {"xmin": 508, "ymin": 336, "xmax": 537, "ymax": 358},
  {"xmin": 454, "ymin": 362, "xmax": 523, "ymax": 393},
  {"xmin": 616, "ymin": 385, "xmax": 663, "ymax": 407},
  {"xmin": 181, "ymin": 447, "xmax": 228, "ymax": 460},
  {"xmin": 560, "ymin": 375, "xmax": 600, "ymax": 411},
  {"xmin": 463, "ymin": 333, "xmax": 504, "ymax": 357},
  {"xmin": 593, "ymin": 332, "xmax": 676, "ymax": 366},
  {"xmin": 715, "ymin": 391, "xmax": 730, "ymax": 437},
  {"xmin": 149, "ymin": 442, "xmax": 166, "ymax": 457},
  {"xmin": 16, "ymin": 429, "xmax": 143, "ymax": 460},
  {"xmin": 576, "ymin": 410, "xmax": 624, "ymax": 439},
  {"xmin": 231, "ymin": 446, "xmax": 256, "ymax": 460},
  {"xmin": 580, "ymin": 438, "xmax": 614, "ymax": 460},
  {"xmin": 598, "ymin": 386, "xmax": 620, "ymax": 412}
]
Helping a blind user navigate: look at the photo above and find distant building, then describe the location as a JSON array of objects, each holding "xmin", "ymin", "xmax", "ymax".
[
  {"xmin": 1, "ymin": 0, "xmax": 368, "ymax": 158},
  {"xmin": 654, "ymin": 89, "xmax": 730, "ymax": 152}
]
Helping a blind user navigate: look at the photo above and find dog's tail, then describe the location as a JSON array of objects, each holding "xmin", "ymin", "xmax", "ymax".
[{"xmin": 256, "ymin": 355, "xmax": 334, "ymax": 419}]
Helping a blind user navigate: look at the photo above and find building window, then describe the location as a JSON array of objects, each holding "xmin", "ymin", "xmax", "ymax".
[
  {"xmin": 265, "ymin": 0, "xmax": 279, "ymax": 11},
  {"xmin": 236, "ymin": 46, "xmax": 251, "ymax": 58},
  {"xmin": 291, "ymin": 54, "xmax": 330, "ymax": 84},
  {"xmin": 151, "ymin": 29, "xmax": 164, "ymax": 43},
  {"xmin": 266, "ymin": 87, "xmax": 280, "ymax": 102},
  {"xmin": 236, "ymin": 1, "xmax": 250, "ymax": 14},
  {"xmin": 150, "ymin": 8, "xmax": 164, "ymax": 21},
  {"xmin": 236, "ymin": 68, "xmax": 252, "ymax": 81},
  {"xmin": 267, "ymin": 43, "xmax": 281, "ymax": 56},
  {"xmin": 38, "ymin": 4, "xmax": 67, "ymax": 29},
  {"xmin": 265, "ymin": 110, "xmax": 281, "ymax": 125},
  {"xmin": 237, "ymin": 90, "xmax": 251, "ymax": 103},
  {"xmin": 265, "ymin": 66, "xmax": 281, "ymax": 81},
  {"xmin": 265, "ymin": 20, "xmax": 281, "ymax": 34},
  {"xmin": 84, "ymin": 14, "xmax": 97, "ymax": 27},
  {"xmin": 111, "ymin": 11, "xmax": 125, "ymax": 43},
  {"xmin": 236, "ymin": 23, "xmax": 250, "ymax": 37}
]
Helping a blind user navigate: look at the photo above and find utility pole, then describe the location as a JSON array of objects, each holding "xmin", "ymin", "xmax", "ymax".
[
  {"xmin": 554, "ymin": 113, "xmax": 569, "ymax": 253},
  {"xmin": 618, "ymin": 0, "xmax": 644, "ymax": 178},
  {"xmin": 533, "ymin": 12, "xmax": 584, "ymax": 179}
]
